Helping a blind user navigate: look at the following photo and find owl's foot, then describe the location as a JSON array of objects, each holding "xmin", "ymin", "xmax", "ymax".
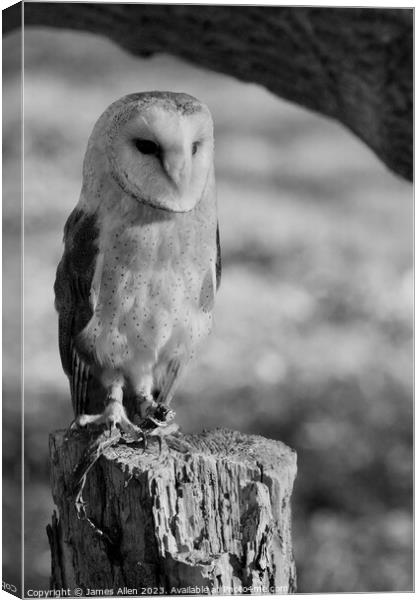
[
  {"xmin": 136, "ymin": 395, "xmax": 176, "ymax": 428},
  {"xmin": 137, "ymin": 395, "xmax": 158, "ymax": 419},
  {"xmin": 147, "ymin": 404, "xmax": 176, "ymax": 427},
  {"xmin": 75, "ymin": 399, "xmax": 144, "ymax": 442}
]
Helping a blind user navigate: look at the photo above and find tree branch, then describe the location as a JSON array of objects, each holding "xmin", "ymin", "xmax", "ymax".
[{"xmin": 8, "ymin": 4, "xmax": 413, "ymax": 180}]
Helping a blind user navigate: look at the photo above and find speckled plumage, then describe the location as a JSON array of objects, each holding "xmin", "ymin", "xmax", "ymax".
[{"xmin": 55, "ymin": 92, "xmax": 220, "ymax": 427}]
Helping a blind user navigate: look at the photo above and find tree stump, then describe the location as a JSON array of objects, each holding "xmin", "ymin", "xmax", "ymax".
[{"xmin": 47, "ymin": 428, "xmax": 297, "ymax": 595}]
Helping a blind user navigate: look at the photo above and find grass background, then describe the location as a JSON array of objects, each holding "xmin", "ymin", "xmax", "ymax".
[{"xmin": 3, "ymin": 25, "xmax": 413, "ymax": 592}]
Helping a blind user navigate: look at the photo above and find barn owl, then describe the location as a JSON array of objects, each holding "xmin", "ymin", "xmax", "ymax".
[{"xmin": 54, "ymin": 91, "xmax": 221, "ymax": 440}]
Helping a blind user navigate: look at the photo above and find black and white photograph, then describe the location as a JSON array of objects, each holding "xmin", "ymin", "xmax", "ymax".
[{"xmin": 2, "ymin": 2, "xmax": 413, "ymax": 596}]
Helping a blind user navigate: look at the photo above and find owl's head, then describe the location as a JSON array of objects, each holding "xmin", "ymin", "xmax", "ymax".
[{"xmin": 84, "ymin": 92, "xmax": 214, "ymax": 213}]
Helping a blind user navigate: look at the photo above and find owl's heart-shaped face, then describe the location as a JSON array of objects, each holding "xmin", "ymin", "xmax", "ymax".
[{"xmin": 84, "ymin": 92, "xmax": 215, "ymax": 213}]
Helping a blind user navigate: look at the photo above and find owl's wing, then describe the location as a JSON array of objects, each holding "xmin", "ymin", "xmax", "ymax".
[
  {"xmin": 216, "ymin": 222, "xmax": 222, "ymax": 290},
  {"xmin": 199, "ymin": 222, "xmax": 222, "ymax": 313},
  {"xmin": 54, "ymin": 208, "xmax": 99, "ymax": 416}
]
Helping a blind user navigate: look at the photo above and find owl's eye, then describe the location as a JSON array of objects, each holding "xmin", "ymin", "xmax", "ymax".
[
  {"xmin": 134, "ymin": 139, "xmax": 160, "ymax": 156},
  {"xmin": 192, "ymin": 141, "xmax": 200, "ymax": 156}
]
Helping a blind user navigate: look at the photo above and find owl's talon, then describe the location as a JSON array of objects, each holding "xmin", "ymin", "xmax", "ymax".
[
  {"xmin": 74, "ymin": 400, "xmax": 143, "ymax": 441},
  {"xmin": 64, "ymin": 419, "xmax": 80, "ymax": 440}
]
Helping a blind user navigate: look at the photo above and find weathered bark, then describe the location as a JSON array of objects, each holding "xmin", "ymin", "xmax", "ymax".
[
  {"xmin": 48, "ymin": 428, "xmax": 297, "ymax": 594},
  {"xmin": 6, "ymin": 4, "xmax": 413, "ymax": 180}
]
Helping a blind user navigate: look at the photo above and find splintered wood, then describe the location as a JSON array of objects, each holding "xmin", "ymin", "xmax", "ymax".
[{"xmin": 48, "ymin": 428, "xmax": 297, "ymax": 594}]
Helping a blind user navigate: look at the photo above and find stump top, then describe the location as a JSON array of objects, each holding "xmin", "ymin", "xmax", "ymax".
[{"xmin": 51, "ymin": 427, "xmax": 297, "ymax": 483}]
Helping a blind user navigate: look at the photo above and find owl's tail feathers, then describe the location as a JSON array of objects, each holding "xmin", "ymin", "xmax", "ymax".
[
  {"xmin": 70, "ymin": 349, "xmax": 89, "ymax": 417},
  {"xmin": 156, "ymin": 357, "xmax": 182, "ymax": 408}
]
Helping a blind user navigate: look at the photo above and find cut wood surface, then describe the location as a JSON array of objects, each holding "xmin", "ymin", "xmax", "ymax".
[
  {"xmin": 48, "ymin": 428, "xmax": 297, "ymax": 594},
  {"xmin": 7, "ymin": 5, "xmax": 413, "ymax": 180}
]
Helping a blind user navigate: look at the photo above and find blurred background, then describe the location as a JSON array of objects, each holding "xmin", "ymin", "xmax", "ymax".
[{"xmin": 3, "ymin": 25, "xmax": 412, "ymax": 592}]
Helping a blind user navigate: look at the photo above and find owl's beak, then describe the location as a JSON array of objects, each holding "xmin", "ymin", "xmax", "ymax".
[{"xmin": 163, "ymin": 150, "xmax": 191, "ymax": 192}]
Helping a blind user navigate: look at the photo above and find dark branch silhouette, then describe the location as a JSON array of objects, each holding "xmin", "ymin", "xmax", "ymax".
[{"xmin": 5, "ymin": 4, "xmax": 413, "ymax": 180}]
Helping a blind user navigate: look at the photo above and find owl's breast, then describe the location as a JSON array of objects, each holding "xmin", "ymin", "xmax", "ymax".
[{"xmin": 81, "ymin": 210, "xmax": 216, "ymax": 369}]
